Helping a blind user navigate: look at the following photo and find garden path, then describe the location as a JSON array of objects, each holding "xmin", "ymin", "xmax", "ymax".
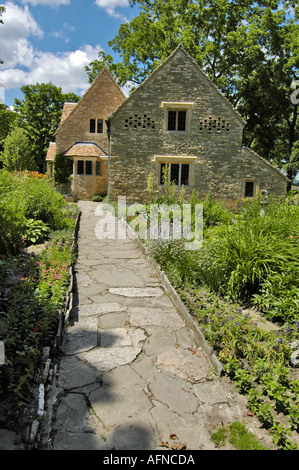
[{"xmin": 42, "ymin": 201, "xmax": 274, "ymax": 451}]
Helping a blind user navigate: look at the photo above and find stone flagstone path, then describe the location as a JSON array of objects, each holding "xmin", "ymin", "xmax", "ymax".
[{"xmin": 45, "ymin": 201, "xmax": 273, "ymax": 451}]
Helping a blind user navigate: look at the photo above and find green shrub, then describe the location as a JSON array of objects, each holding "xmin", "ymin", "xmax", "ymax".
[
  {"xmin": 0, "ymin": 228, "xmax": 76, "ymax": 405},
  {"xmin": 91, "ymin": 194, "xmax": 104, "ymax": 202},
  {"xmin": 53, "ymin": 152, "xmax": 72, "ymax": 185},
  {"xmin": 24, "ymin": 219, "xmax": 50, "ymax": 245},
  {"xmin": 197, "ymin": 196, "xmax": 299, "ymax": 311},
  {"xmin": 146, "ymin": 238, "xmax": 199, "ymax": 288}
]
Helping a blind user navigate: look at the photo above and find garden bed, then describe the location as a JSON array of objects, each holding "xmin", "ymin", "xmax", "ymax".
[
  {"xmin": 0, "ymin": 170, "xmax": 80, "ymax": 448},
  {"xmin": 123, "ymin": 187, "xmax": 299, "ymax": 450}
]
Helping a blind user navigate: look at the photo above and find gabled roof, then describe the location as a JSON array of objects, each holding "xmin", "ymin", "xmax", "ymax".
[
  {"xmin": 46, "ymin": 142, "xmax": 56, "ymax": 161},
  {"xmin": 55, "ymin": 68, "xmax": 126, "ymax": 135},
  {"xmin": 60, "ymin": 102, "xmax": 77, "ymax": 125},
  {"xmin": 242, "ymin": 147, "xmax": 290, "ymax": 182},
  {"xmin": 63, "ymin": 142, "xmax": 107, "ymax": 157},
  {"xmin": 108, "ymin": 45, "xmax": 246, "ymax": 125}
]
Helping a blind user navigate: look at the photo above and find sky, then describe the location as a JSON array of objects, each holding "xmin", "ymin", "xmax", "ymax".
[{"xmin": 0, "ymin": 0, "xmax": 139, "ymax": 107}]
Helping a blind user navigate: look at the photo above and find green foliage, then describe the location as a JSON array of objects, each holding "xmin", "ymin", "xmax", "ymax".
[
  {"xmin": 0, "ymin": 103, "xmax": 17, "ymax": 152},
  {"xmin": 0, "ymin": 127, "xmax": 36, "ymax": 171},
  {"xmin": 211, "ymin": 421, "xmax": 269, "ymax": 450},
  {"xmin": 0, "ymin": 227, "xmax": 76, "ymax": 406},
  {"xmin": 0, "ymin": 170, "xmax": 26, "ymax": 256},
  {"xmin": 142, "ymin": 190, "xmax": 299, "ymax": 449},
  {"xmin": 53, "ymin": 152, "xmax": 73, "ymax": 185},
  {"xmin": 91, "ymin": 194, "xmax": 104, "ymax": 202},
  {"xmin": 147, "ymin": 238, "xmax": 199, "ymax": 288},
  {"xmin": 24, "ymin": 219, "xmax": 50, "ymax": 245},
  {"xmin": 13, "ymin": 83, "xmax": 79, "ymax": 171},
  {"xmin": 88, "ymin": 0, "xmax": 299, "ymax": 182},
  {"xmin": 0, "ymin": 200, "xmax": 25, "ymax": 256},
  {"xmin": 85, "ymin": 51, "xmax": 119, "ymax": 83},
  {"xmin": 202, "ymin": 192, "xmax": 233, "ymax": 228},
  {"xmin": 182, "ymin": 289, "xmax": 299, "ymax": 449},
  {"xmin": 197, "ymin": 196, "xmax": 299, "ymax": 319},
  {"xmin": 10, "ymin": 171, "xmax": 70, "ymax": 230},
  {"xmin": 0, "ymin": 169, "xmax": 78, "ymax": 256}
]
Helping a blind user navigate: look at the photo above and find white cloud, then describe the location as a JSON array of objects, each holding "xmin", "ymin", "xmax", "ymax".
[
  {"xmin": 21, "ymin": 0, "xmax": 70, "ymax": 6},
  {"xmin": 51, "ymin": 23, "xmax": 75, "ymax": 44},
  {"xmin": 0, "ymin": 2, "xmax": 43, "ymax": 68},
  {"xmin": 0, "ymin": 44, "xmax": 101, "ymax": 94},
  {"xmin": 0, "ymin": 3, "xmax": 101, "ymax": 96},
  {"xmin": 94, "ymin": 0, "xmax": 129, "ymax": 20}
]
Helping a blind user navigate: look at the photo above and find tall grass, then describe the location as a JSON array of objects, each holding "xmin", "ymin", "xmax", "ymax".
[
  {"xmin": 197, "ymin": 195, "xmax": 299, "ymax": 323},
  {"xmin": 146, "ymin": 191, "xmax": 299, "ymax": 325}
]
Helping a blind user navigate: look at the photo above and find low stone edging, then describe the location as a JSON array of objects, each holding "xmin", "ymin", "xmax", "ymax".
[
  {"xmin": 121, "ymin": 218, "xmax": 223, "ymax": 376},
  {"xmin": 27, "ymin": 210, "xmax": 81, "ymax": 449}
]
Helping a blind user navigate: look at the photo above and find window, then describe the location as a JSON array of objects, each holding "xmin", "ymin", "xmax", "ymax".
[
  {"xmin": 167, "ymin": 110, "xmax": 187, "ymax": 131},
  {"xmin": 160, "ymin": 163, "xmax": 190, "ymax": 186},
  {"xmin": 77, "ymin": 160, "xmax": 93, "ymax": 176},
  {"xmin": 96, "ymin": 161, "xmax": 101, "ymax": 176},
  {"xmin": 90, "ymin": 118, "xmax": 103, "ymax": 134},
  {"xmin": 97, "ymin": 119, "xmax": 103, "ymax": 133},
  {"xmin": 77, "ymin": 160, "xmax": 84, "ymax": 175},
  {"xmin": 85, "ymin": 161, "xmax": 92, "ymax": 175},
  {"xmin": 245, "ymin": 181, "xmax": 254, "ymax": 197},
  {"xmin": 90, "ymin": 119, "xmax": 96, "ymax": 133}
]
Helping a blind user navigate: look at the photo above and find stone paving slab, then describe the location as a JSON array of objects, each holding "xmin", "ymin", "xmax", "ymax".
[{"xmin": 43, "ymin": 201, "xmax": 276, "ymax": 451}]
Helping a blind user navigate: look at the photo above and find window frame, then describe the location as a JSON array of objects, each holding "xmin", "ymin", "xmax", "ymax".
[
  {"xmin": 245, "ymin": 181, "xmax": 255, "ymax": 198},
  {"xmin": 160, "ymin": 162, "xmax": 190, "ymax": 186},
  {"xmin": 77, "ymin": 160, "xmax": 85, "ymax": 175},
  {"xmin": 96, "ymin": 161, "xmax": 101, "ymax": 176},
  {"xmin": 89, "ymin": 118, "xmax": 104, "ymax": 134},
  {"xmin": 77, "ymin": 160, "xmax": 93, "ymax": 176},
  {"xmin": 161, "ymin": 101, "xmax": 194, "ymax": 134},
  {"xmin": 167, "ymin": 110, "xmax": 187, "ymax": 132}
]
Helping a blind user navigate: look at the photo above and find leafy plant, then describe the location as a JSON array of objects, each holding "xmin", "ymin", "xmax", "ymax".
[
  {"xmin": 23, "ymin": 218, "xmax": 50, "ymax": 244},
  {"xmin": 211, "ymin": 421, "xmax": 269, "ymax": 450},
  {"xmin": 91, "ymin": 194, "xmax": 104, "ymax": 202},
  {"xmin": 53, "ymin": 152, "xmax": 73, "ymax": 185}
]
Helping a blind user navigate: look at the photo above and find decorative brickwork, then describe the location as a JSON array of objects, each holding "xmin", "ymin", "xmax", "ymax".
[
  {"xmin": 46, "ymin": 46, "xmax": 289, "ymax": 205},
  {"xmin": 107, "ymin": 46, "xmax": 289, "ymax": 206}
]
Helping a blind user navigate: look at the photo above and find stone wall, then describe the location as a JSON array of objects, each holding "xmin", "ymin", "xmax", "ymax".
[
  {"xmin": 108, "ymin": 47, "xmax": 288, "ymax": 206},
  {"xmin": 54, "ymin": 69, "xmax": 125, "ymax": 200},
  {"xmin": 56, "ymin": 69, "xmax": 125, "ymax": 155},
  {"xmin": 71, "ymin": 157, "xmax": 108, "ymax": 200}
]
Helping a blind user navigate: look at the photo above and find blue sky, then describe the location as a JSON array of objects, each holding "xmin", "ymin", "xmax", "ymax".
[{"xmin": 0, "ymin": 0, "xmax": 139, "ymax": 106}]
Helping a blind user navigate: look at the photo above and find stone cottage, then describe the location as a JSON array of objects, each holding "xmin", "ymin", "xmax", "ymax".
[
  {"xmin": 47, "ymin": 45, "xmax": 289, "ymax": 205},
  {"xmin": 46, "ymin": 68, "xmax": 126, "ymax": 199},
  {"xmin": 107, "ymin": 45, "xmax": 289, "ymax": 206}
]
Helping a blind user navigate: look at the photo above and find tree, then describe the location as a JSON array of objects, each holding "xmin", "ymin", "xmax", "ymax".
[
  {"xmin": 14, "ymin": 83, "xmax": 80, "ymax": 172},
  {"xmin": 0, "ymin": 127, "xmax": 36, "ymax": 171},
  {"xmin": 0, "ymin": 5, "xmax": 5, "ymax": 65},
  {"xmin": 87, "ymin": 0, "xmax": 299, "ymax": 182},
  {"xmin": 0, "ymin": 103, "xmax": 17, "ymax": 153}
]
